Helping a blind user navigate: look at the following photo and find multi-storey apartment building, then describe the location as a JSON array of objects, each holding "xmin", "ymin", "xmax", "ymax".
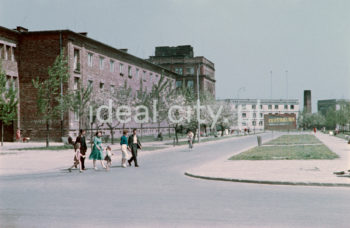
[
  {"xmin": 147, "ymin": 45, "xmax": 216, "ymax": 96},
  {"xmin": 0, "ymin": 26, "xmax": 20, "ymax": 141},
  {"xmin": 0, "ymin": 25, "xmax": 177, "ymax": 141},
  {"xmin": 222, "ymin": 99, "xmax": 300, "ymax": 131}
]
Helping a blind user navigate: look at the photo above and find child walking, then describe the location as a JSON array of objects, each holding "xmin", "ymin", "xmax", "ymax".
[
  {"xmin": 68, "ymin": 143, "xmax": 83, "ymax": 172},
  {"xmin": 104, "ymin": 145, "xmax": 113, "ymax": 170}
]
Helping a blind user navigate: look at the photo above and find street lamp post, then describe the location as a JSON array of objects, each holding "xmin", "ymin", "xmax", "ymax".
[{"xmin": 196, "ymin": 64, "xmax": 202, "ymax": 143}]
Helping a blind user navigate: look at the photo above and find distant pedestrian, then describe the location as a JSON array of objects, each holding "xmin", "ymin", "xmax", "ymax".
[
  {"xmin": 104, "ymin": 145, "xmax": 113, "ymax": 171},
  {"xmin": 75, "ymin": 129, "xmax": 87, "ymax": 170},
  {"xmin": 313, "ymin": 127, "xmax": 317, "ymax": 134},
  {"xmin": 89, "ymin": 131, "xmax": 107, "ymax": 170},
  {"xmin": 187, "ymin": 130, "xmax": 194, "ymax": 150},
  {"xmin": 16, "ymin": 128, "xmax": 21, "ymax": 142},
  {"xmin": 127, "ymin": 129, "xmax": 142, "ymax": 167},
  {"xmin": 120, "ymin": 130, "xmax": 129, "ymax": 168},
  {"xmin": 68, "ymin": 143, "xmax": 83, "ymax": 172}
]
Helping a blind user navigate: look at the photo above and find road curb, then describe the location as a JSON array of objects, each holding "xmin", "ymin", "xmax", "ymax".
[{"xmin": 184, "ymin": 172, "xmax": 350, "ymax": 188}]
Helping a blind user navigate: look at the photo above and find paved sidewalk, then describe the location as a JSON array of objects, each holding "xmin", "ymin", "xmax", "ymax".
[
  {"xmin": 186, "ymin": 132, "xmax": 350, "ymax": 187},
  {"xmin": 0, "ymin": 133, "xmax": 248, "ymax": 176}
]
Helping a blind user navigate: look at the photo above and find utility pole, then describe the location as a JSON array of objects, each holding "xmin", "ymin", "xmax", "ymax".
[
  {"xmin": 270, "ymin": 70, "xmax": 272, "ymax": 99},
  {"xmin": 285, "ymin": 70, "xmax": 288, "ymax": 99}
]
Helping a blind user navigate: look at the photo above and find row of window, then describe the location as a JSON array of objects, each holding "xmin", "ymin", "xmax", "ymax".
[
  {"xmin": 0, "ymin": 43, "xmax": 16, "ymax": 61},
  {"xmin": 242, "ymin": 121, "xmax": 264, "ymax": 126},
  {"xmin": 174, "ymin": 67, "xmax": 195, "ymax": 75},
  {"xmin": 74, "ymin": 49, "xmax": 159, "ymax": 81},
  {"xmin": 175, "ymin": 80, "xmax": 194, "ymax": 89},
  {"xmin": 236, "ymin": 104, "xmax": 295, "ymax": 110},
  {"xmin": 241, "ymin": 112, "xmax": 296, "ymax": 118},
  {"xmin": 242, "ymin": 113, "xmax": 264, "ymax": 118}
]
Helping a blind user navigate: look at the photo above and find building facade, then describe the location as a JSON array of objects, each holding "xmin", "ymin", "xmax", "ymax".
[
  {"xmin": 0, "ymin": 26, "xmax": 20, "ymax": 141},
  {"xmin": 223, "ymin": 99, "xmax": 300, "ymax": 131},
  {"xmin": 317, "ymin": 99, "xmax": 350, "ymax": 116},
  {"xmin": 147, "ymin": 45, "xmax": 216, "ymax": 96},
  {"xmin": 0, "ymin": 25, "xmax": 178, "ymax": 141}
]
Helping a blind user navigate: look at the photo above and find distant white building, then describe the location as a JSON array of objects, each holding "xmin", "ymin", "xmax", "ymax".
[{"xmin": 219, "ymin": 99, "xmax": 300, "ymax": 131}]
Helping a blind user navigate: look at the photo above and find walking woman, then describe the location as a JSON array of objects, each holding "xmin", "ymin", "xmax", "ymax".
[
  {"xmin": 120, "ymin": 130, "xmax": 128, "ymax": 168},
  {"xmin": 89, "ymin": 131, "xmax": 106, "ymax": 170}
]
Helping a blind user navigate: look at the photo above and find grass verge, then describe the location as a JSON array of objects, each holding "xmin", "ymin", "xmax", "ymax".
[
  {"xmin": 229, "ymin": 144, "xmax": 338, "ymax": 160},
  {"xmin": 13, "ymin": 145, "xmax": 74, "ymax": 151},
  {"xmin": 264, "ymin": 134, "xmax": 321, "ymax": 145}
]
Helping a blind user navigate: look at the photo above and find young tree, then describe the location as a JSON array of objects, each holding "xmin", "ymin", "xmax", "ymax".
[
  {"xmin": 69, "ymin": 82, "xmax": 93, "ymax": 130},
  {"xmin": 149, "ymin": 73, "xmax": 175, "ymax": 133},
  {"xmin": 32, "ymin": 52, "xmax": 70, "ymax": 147},
  {"xmin": 135, "ymin": 78, "xmax": 151, "ymax": 139},
  {"xmin": 0, "ymin": 63, "xmax": 18, "ymax": 146}
]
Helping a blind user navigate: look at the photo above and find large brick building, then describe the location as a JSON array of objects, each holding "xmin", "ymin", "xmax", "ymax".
[
  {"xmin": 147, "ymin": 45, "xmax": 216, "ymax": 96},
  {"xmin": 0, "ymin": 25, "xmax": 178, "ymax": 141}
]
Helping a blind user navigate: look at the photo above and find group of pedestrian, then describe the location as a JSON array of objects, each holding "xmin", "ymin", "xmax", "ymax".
[{"xmin": 68, "ymin": 128, "xmax": 142, "ymax": 172}]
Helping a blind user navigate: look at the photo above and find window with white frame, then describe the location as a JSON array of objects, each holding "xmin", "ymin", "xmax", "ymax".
[
  {"xmin": 99, "ymin": 56, "xmax": 104, "ymax": 70},
  {"xmin": 242, "ymin": 113, "xmax": 247, "ymax": 118},
  {"xmin": 11, "ymin": 47, "xmax": 15, "ymax": 61},
  {"xmin": 186, "ymin": 67, "xmax": 194, "ymax": 74},
  {"xmin": 290, "ymin": 105, "xmax": 295, "ymax": 110},
  {"xmin": 242, "ymin": 104, "xmax": 246, "ymax": 109},
  {"xmin": 74, "ymin": 49, "xmax": 80, "ymax": 72},
  {"xmin": 110, "ymin": 60, "xmax": 114, "ymax": 72},
  {"xmin": 253, "ymin": 113, "xmax": 256, "ymax": 118},
  {"xmin": 187, "ymin": 80, "xmax": 194, "ymax": 88},
  {"xmin": 88, "ymin": 53, "xmax": 93, "ymax": 67},
  {"xmin": 252, "ymin": 121, "xmax": 256, "ymax": 126},
  {"xmin": 252, "ymin": 104, "xmax": 256, "ymax": 109},
  {"xmin": 268, "ymin": 105, "xmax": 272, "ymax": 109},
  {"xmin": 99, "ymin": 82, "xmax": 104, "ymax": 91},
  {"xmin": 284, "ymin": 104, "xmax": 288, "ymax": 109},
  {"xmin": 73, "ymin": 77, "xmax": 80, "ymax": 90},
  {"xmin": 119, "ymin": 63, "xmax": 124, "ymax": 75},
  {"xmin": 136, "ymin": 68, "xmax": 139, "ymax": 78},
  {"xmin": 275, "ymin": 104, "xmax": 279, "ymax": 109},
  {"xmin": 260, "ymin": 113, "xmax": 263, "ymax": 118},
  {"xmin": 0, "ymin": 44, "xmax": 3, "ymax": 59},
  {"xmin": 128, "ymin": 66, "xmax": 132, "ymax": 77},
  {"xmin": 259, "ymin": 121, "xmax": 263, "ymax": 126}
]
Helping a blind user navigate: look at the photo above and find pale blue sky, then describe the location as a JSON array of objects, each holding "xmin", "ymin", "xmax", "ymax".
[{"xmin": 1, "ymin": 0, "xmax": 349, "ymax": 112}]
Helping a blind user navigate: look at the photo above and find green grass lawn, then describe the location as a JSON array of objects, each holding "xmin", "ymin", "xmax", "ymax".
[
  {"xmin": 264, "ymin": 134, "xmax": 321, "ymax": 145},
  {"xmin": 229, "ymin": 145, "xmax": 338, "ymax": 160},
  {"xmin": 13, "ymin": 145, "xmax": 74, "ymax": 151}
]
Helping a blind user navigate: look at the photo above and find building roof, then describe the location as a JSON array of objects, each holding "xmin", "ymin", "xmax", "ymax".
[
  {"xmin": 218, "ymin": 98, "xmax": 299, "ymax": 105},
  {"xmin": 1, "ymin": 25, "xmax": 179, "ymax": 79}
]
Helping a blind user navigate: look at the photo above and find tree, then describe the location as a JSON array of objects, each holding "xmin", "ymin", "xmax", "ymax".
[
  {"xmin": 135, "ymin": 78, "xmax": 151, "ymax": 139},
  {"xmin": 69, "ymin": 82, "xmax": 93, "ymax": 130},
  {"xmin": 212, "ymin": 100, "xmax": 238, "ymax": 136},
  {"xmin": 0, "ymin": 63, "xmax": 18, "ymax": 146},
  {"xmin": 149, "ymin": 73, "xmax": 175, "ymax": 133},
  {"xmin": 32, "ymin": 52, "xmax": 70, "ymax": 147}
]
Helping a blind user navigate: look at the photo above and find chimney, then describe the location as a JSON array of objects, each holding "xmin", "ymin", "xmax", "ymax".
[
  {"xmin": 15, "ymin": 26, "xmax": 28, "ymax": 32},
  {"xmin": 120, "ymin": 49, "xmax": 128, "ymax": 53},
  {"xmin": 79, "ymin": 32, "xmax": 88, "ymax": 36}
]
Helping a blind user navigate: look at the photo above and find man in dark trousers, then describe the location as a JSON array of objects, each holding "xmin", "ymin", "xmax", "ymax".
[
  {"xmin": 75, "ymin": 129, "xmax": 87, "ymax": 170},
  {"xmin": 128, "ymin": 128, "xmax": 142, "ymax": 167}
]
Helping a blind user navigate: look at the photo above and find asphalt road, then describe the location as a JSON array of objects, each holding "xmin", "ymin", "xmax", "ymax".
[{"xmin": 1, "ymin": 133, "xmax": 349, "ymax": 228}]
